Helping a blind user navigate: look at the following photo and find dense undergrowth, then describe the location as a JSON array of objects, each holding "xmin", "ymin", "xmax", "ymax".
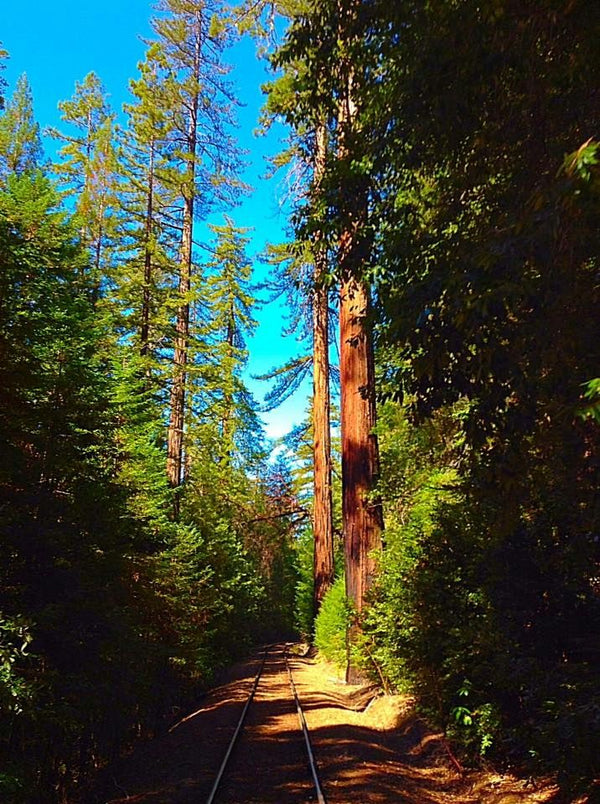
[
  {"xmin": 312, "ymin": 400, "xmax": 600, "ymax": 797},
  {"xmin": 0, "ymin": 172, "xmax": 299, "ymax": 803}
]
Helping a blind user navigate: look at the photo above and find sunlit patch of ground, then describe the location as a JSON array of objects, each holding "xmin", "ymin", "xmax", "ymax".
[
  {"xmin": 76, "ymin": 644, "xmax": 592, "ymax": 804},
  {"xmin": 289, "ymin": 650, "xmax": 571, "ymax": 804}
]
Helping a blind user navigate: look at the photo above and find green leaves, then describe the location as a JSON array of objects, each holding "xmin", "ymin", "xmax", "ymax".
[
  {"xmin": 314, "ymin": 576, "xmax": 351, "ymax": 669},
  {"xmin": 578, "ymin": 377, "xmax": 600, "ymax": 423},
  {"xmin": 0, "ymin": 615, "xmax": 35, "ymax": 717},
  {"xmin": 562, "ymin": 138, "xmax": 600, "ymax": 184}
]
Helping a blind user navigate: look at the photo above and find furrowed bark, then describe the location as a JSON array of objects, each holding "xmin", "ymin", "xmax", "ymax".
[
  {"xmin": 339, "ymin": 273, "xmax": 382, "ymax": 608},
  {"xmin": 312, "ymin": 123, "xmax": 335, "ymax": 616},
  {"xmin": 337, "ymin": 55, "xmax": 383, "ymax": 683}
]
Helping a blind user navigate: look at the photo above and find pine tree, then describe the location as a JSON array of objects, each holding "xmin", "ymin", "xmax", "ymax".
[
  {"xmin": 89, "ymin": 50, "xmax": 182, "ymax": 559},
  {"xmin": 49, "ymin": 72, "xmax": 112, "ymax": 188},
  {"xmin": 160, "ymin": 1, "xmax": 202, "ymax": 490},
  {"xmin": 0, "ymin": 73, "xmax": 42, "ymax": 182}
]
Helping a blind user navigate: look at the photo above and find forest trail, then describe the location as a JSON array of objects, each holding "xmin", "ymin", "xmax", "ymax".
[{"xmin": 76, "ymin": 644, "xmax": 561, "ymax": 804}]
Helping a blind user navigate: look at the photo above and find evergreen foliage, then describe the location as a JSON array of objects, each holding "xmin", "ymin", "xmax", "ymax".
[
  {"xmin": 314, "ymin": 576, "xmax": 348, "ymax": 670},
  {"xmin": 2, "ymin": 1, "xmax": 600, "ymax": 800},
  {"xmin": 0, "ymin": 19, "xmax": 300, "ymax": 801},
  {"xmin": 48, "ymin": 71, "xmax": 119, "ymax": 292},
  {"xmin": 268, "ymin": 0, "xmax": 600, "ymax": 793},
  {"xmin": 282, "ymin": 402, "xmax": 342, "ymax": 638},
  {"xmin": 0, "ymin": 74, "xmax": 42, "ymax": 181},
  {"xmin": 0, "ymin": 170, "xmax": 148, "ymax": 800}
]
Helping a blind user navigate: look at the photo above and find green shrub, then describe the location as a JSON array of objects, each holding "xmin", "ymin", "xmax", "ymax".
[
  {"xmin": 314, "ymin": 576, "xmax": 349, "ymax": 669},
  {"xmin": 294, "ymin": 528, "xmax": 315, "ymax": 639}
]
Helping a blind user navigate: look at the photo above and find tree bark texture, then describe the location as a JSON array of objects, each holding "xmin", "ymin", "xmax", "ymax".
[
  {"xmin": 313, "ymin": 283, "xmax": 335, "ymax": 613},
  {"xmin": 337, "ymin": 42, "xmax": 383, "ymax": 682},
  {"xmin": 166, "ymin": 237, "xmax": 190, "ymax": 488},
  {"xmin": 312, "ymin": 124, "xmax": 335, "ymax": 615},
  {"xmin": 339, "ymin": 274, "xmax": 382, "ymax": 613}
]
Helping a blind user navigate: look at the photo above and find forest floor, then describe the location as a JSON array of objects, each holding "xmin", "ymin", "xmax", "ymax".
[{"xmin": 76, "ymin": 643, "xmax": 585, "ymax": 804}]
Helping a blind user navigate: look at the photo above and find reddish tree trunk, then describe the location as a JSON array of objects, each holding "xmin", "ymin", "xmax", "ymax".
[
  {"xmin": 337, "ymin": 58, "xmax": 383, "ymax": 682},
  {"xmin": 166, "ymin": 171, "xmax": 194, "ymax": 490},
  {"xmin": 312, "ymin": 124, "xmax": 335, "ymax": 615},
  {"xmin": 339, "ymin": 274, "xmax": 382, "ymax": 609},
  {"xmin": 312, "ymin": 284, "xmax": 334, "ymax": 613}
]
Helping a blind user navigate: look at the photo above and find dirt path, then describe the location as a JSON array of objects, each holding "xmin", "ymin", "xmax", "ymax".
[
  {"xmin": 77, "ymin": 643, "xmax": 564, "ymax": 804},
  {"xmin": 287, "ymin": 649, "xmax": 559, "ymax": 804}
]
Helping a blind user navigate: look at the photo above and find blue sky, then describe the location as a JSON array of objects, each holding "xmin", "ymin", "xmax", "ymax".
[{"xmin": 1, "ymin": 0, "xmax": 311, "ymax": 438}]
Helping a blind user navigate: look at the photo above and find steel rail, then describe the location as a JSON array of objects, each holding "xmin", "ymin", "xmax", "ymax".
[
  {"xmin": 205, "ymin": 645, "xmax": 270, "ymax": 804},
  {"xmin": 285, "ymin": 646, "xmax": 327, "ymax": 804}
]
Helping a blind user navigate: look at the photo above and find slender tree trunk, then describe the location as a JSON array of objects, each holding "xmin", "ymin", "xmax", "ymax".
[
  {"xmin": 338, "ymin": 63, "xmax": 383, "ymax": 683},
  {"xmin": 140, "ymin": 143, "xmax": 155, "ymax": 357},
  {"xmin": 312, "ymin": 123, "xmax": 335, "ymax": 616},
  {"xmin": 166, "ymin": 12, "xmax": 201, "ymax": 494},
  {"xmin": 166, "ymin": 188, "xmax": 193, "ymax": 489},
  {"xmin": 93, "ymin": 216, "xmax": 103, "ymax": 300},
  {"xmin": 220, "ymin": 307, "xmax": 235, "ymax": 462}
]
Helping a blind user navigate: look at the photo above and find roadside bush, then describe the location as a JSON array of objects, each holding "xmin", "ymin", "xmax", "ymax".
[
  {"xmin": 294, "ymin": 528, "xmax": 315, "ymax": 639},
  {"xmin": 314, "ymin": 576, "xmax": 349, "ymax": 669}
]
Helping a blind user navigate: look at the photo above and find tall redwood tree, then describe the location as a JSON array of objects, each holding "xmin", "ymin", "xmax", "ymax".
[{"xmin": 312, "ymin": 123, "xmax": 335, "ymax": 614}]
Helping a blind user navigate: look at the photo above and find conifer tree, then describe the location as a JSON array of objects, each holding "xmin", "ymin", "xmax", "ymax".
[
  {"xmin": 261, "ymin": 7, "xmax": 337, "ymax": 615},
  {"xmin": 268, "ymin": 0, "xmax": 383, "ymax": 675},
  {"xmin": 91, "ymin": 50, "xmax": 181, "ymax": 554},
  {"xmin": 146, "ymin": 0, "xmax": 243, "ymax": 494},
  {"xmin": 0, "ymin": 73, "xmax": 42, "ymax": 182},
  {"xmin": 159, "ymin": 0, "xmax": 202, "ymax": 491},
  {"xmin": 117, "ymin": 44, "xmax": 177, "ymax": 365},
  {"xmin": 254, "ymin": 233, "xmax": 336, "ymax": 619},
  {"xmin": 0, "ymin": 43, "xmax": 7, "ymax": 109},
  {"xmin": 49, "ymin": 72, "xmax": 119, "ymax": 292},
  {"xmin": 50, "ymin": 72, "xmax": 112, "ymax": 184},
  {"xmin": 334, "ymin": 3, "xmax": 383, "ymax": 680},
  {"xmin": 259, "ymin": 132, "xmax": 337, "ymax": 619},
  {"xmin": 204, "ymin": 216, "xmax": 258, "ymax": 463},
  {"xmin": 0, "ymin": 170, "xmax": 149, "ymax": 799},
  {"xmin": 311, "ymin": 123, "xmax": 335, "ymax": 614}
]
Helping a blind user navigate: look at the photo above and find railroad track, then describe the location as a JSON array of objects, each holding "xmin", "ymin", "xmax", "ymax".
[{"xmin": 205, "ymin": 643, "xmax": 326, "ymax": 804}]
